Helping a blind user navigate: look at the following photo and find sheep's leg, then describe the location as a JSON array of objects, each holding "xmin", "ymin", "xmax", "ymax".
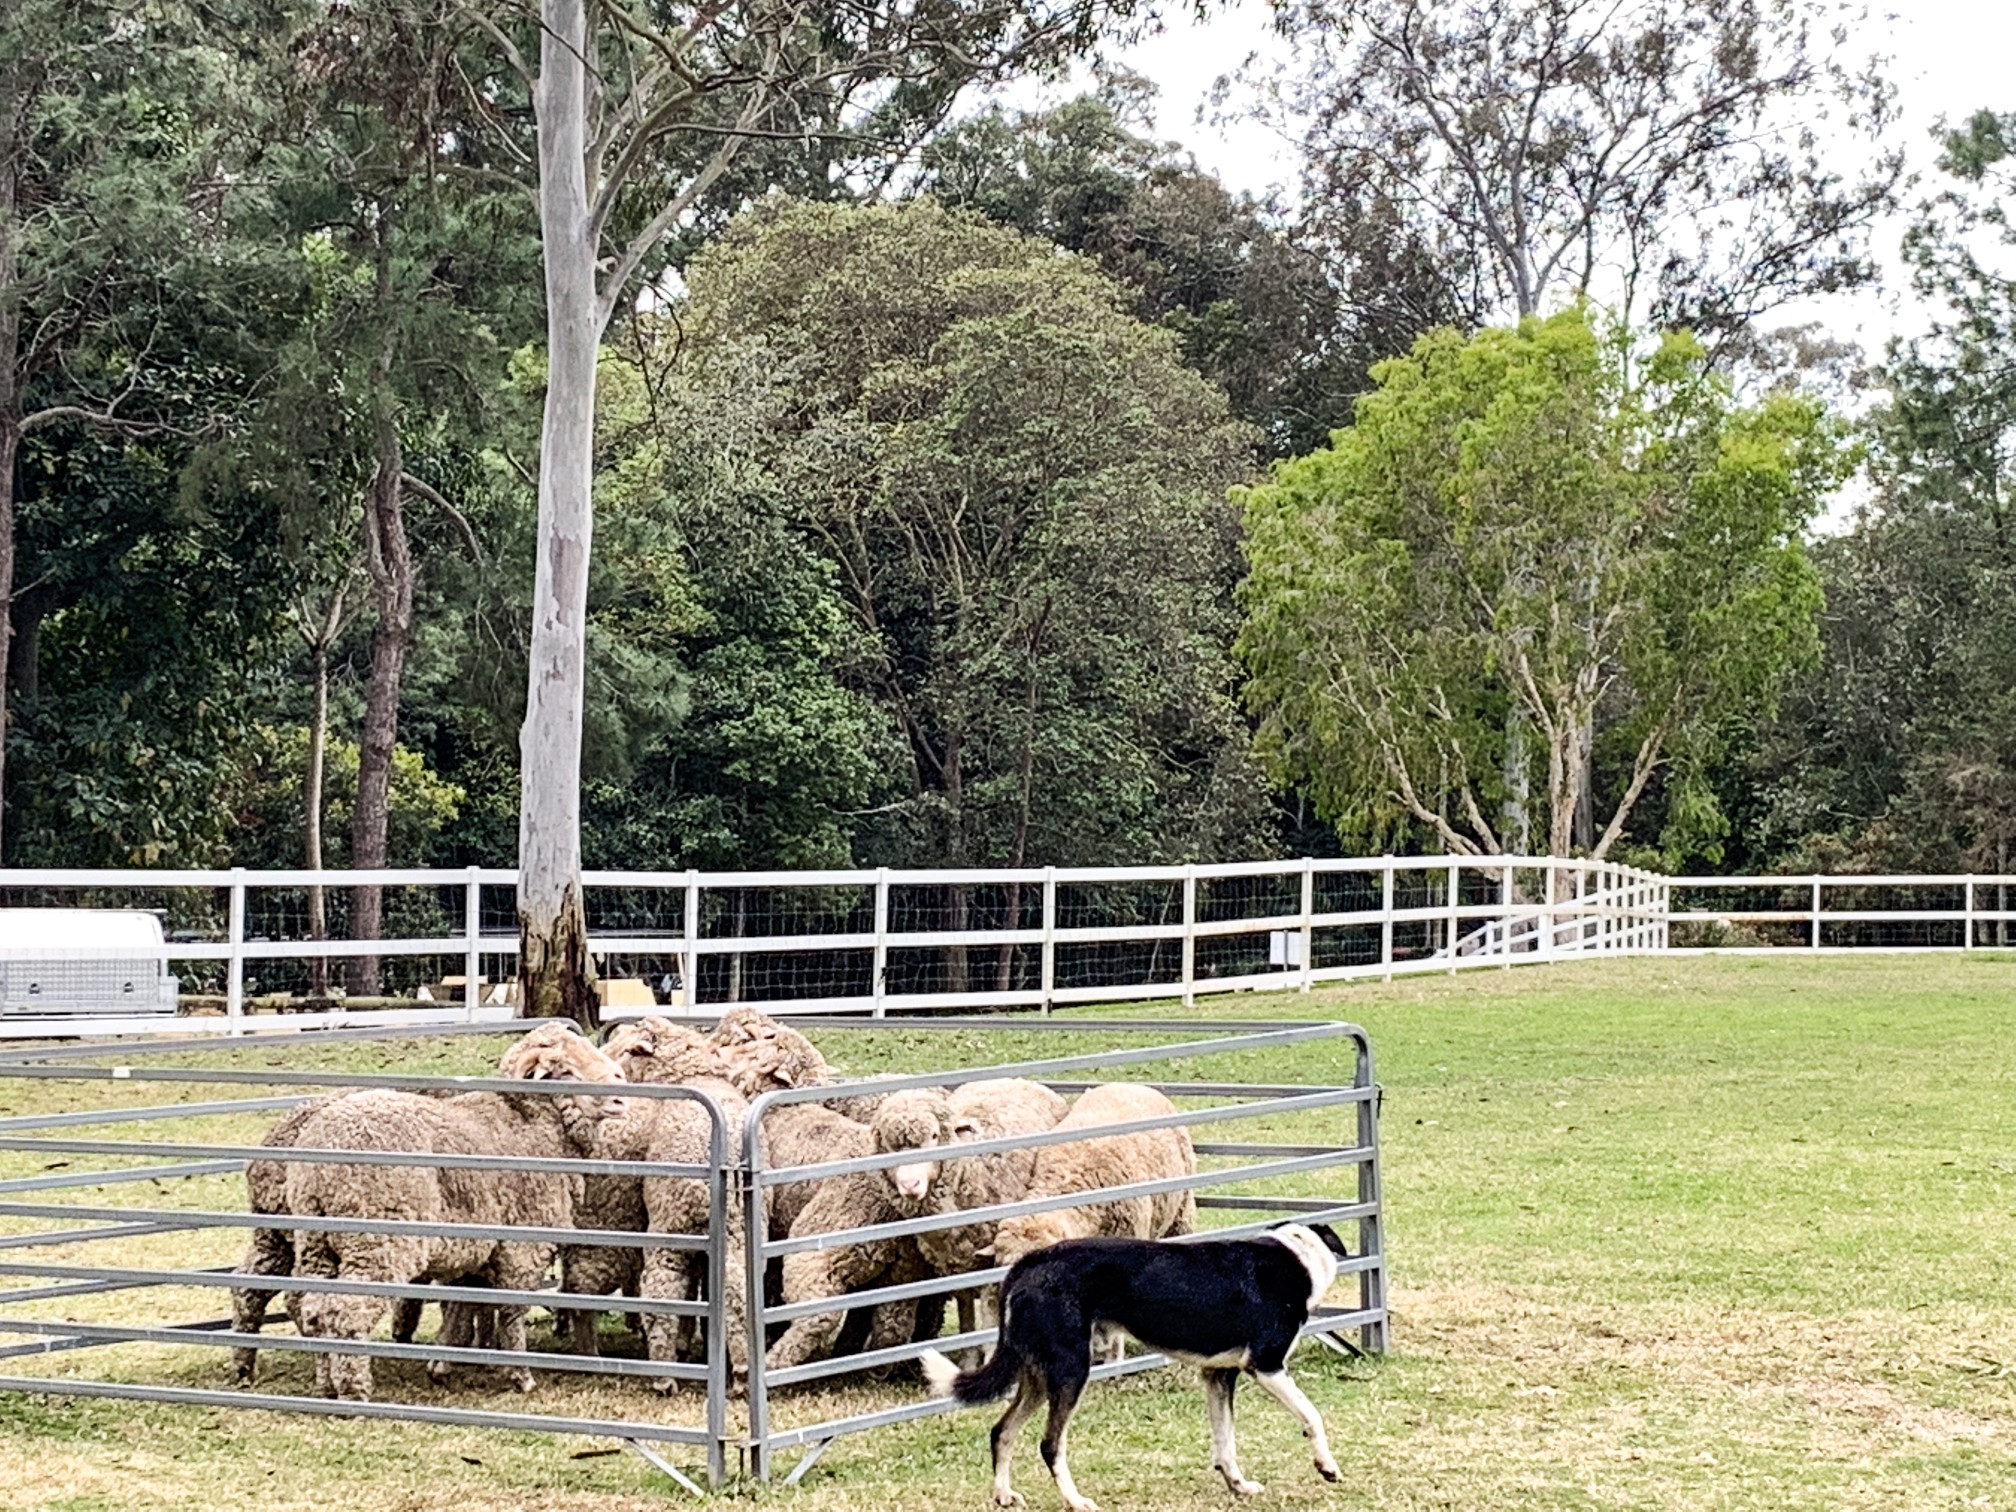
[
  {"xmin": 490, "ymin": 1305, "xmax": 535, "ymax": 1393},
  {"xmin": 953, "ymin": 1290, "xmax": 987, "ymax": 1368},
  {"xmin": 230, "ymin": 1227, "xmax": 294, "ymax": 1385},
  {"xmin": 765, "ymin": 1251, "xmax": 857, "ymax": 1373},
  {"xmin": 391, "ymin": 1295, "xmax": 425, "ymax": 1343},
  {"xmin": 1090, "ymin": 1322, "xmax": 1125, "ymax": 1366},
  {"xmin": 482, "ymin": 1248, "xmax": 550, "ymax": 1394},
  {"xmin": 426, "ymin": 1300, "xmax": 480, "ymax": 1386},
  {"xmin": 640, "ymin": 1249, "xmax": 700, "ymax": 1393},
  {"xmin": 559, "ymin": 1246, "xmax": 617, "ymax": 1357}
]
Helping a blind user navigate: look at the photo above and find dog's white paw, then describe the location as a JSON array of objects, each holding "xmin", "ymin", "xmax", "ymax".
[
  {"xmin": 1063, "ymin": 1498, "xmax": 1099, "ymax": 1512},
  {"xmin": 991, "ymin": 1490, "xmax": 1025, "ymax": 1509},
  {"xmin": 1230, "ymin": 1477, "xmax": 1266, "ymax": 1497}
]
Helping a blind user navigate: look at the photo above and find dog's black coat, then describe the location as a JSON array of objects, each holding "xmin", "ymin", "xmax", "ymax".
[
  {"xmin": 950, "ymin": 1229, "xmax": 1341, "ymax": 1407},
  {"xmin": 934, "ymin": 1223, "xmax": 1351, "ymax": 1507}
]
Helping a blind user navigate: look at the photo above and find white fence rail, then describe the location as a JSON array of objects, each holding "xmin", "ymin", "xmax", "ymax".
[{"xmin": 0, "ymin": 856, "xmax": 2006, "ymax": 1038}]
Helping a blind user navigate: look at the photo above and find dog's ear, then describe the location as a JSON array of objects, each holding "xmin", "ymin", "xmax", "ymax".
[{"xmin": 1309, "ymin": 1222, "xmax": 1352, "ymax": 1261}]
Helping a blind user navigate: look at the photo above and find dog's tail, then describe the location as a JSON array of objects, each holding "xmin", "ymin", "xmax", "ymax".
[{"xmin": 920, "ymin": 1336, "xmax": 1023, "ymax": 1406}]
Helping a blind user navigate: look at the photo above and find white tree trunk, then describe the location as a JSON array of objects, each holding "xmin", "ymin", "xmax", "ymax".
[{"xmin": 520, "ymin": 0, "xmax": 600, "ymax": 1027}]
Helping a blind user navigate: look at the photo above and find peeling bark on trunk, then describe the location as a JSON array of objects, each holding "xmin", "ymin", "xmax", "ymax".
[
  {"xmin": 348, "ymin": 406, "xmax": 411, "ymax": 997},
  {"xmin": 0, "ymin": 111, "xmax": 20, "ymax": 866},
  {"xmin": 1502, "ymin": 706, "xmax": 1531, "ymax": 856},
  {"xmin": 0, "ymin": 420, "xmax": 15, "ymax": 865},
  {"xmin": 306, "ymin": 638, "xmax": 331, "ymax": 999},
  {"xmin": 942, "ymin": 729, "xmax": 967, "ymax": 995},
  {"xmin": 520, "ymin": 0, "xmax": 601, "ymax": 1030}
]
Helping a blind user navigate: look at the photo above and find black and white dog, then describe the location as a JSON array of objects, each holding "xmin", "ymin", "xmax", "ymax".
[{"xmin": 922, "ymin": 1222, "xmax": 1351, "ymax": 1511}]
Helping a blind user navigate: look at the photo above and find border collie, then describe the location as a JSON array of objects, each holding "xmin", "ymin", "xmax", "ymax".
[{"xmin": 921, "ymin": 1223, "xmax": 1351, "ymax": 1511}]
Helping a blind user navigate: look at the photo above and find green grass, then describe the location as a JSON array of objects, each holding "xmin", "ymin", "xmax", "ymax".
[{"xmin": 2, "ymin": 954, "xmax": 2016, "ymax": 1510}]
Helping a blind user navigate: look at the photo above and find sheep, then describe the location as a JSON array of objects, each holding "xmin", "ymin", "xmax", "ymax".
[
  {"xmin": 870, "ymin": 1079, "xmax": 1070, "ymax": 1341},
  {"xmin": 762, "ymin": 1176, "xmax": 932, "ymax": 1376},
  {"xmin": 709, "ymin": 1005, "xmax": 884, "ymax": 1121},
  {"xmin": 280, "ymin": 1022, "xmax": 628, "ymax": 1401},
  {"xmin": 634, "ymin": 1072, "xmax": 751, "ymax": 1386},
  {"xmin": 587, "ymin": 1016, "xmax": 897, "ymax": 1376},
  {"xmin": 986, "ymin": 1081, "xmax": 1198, "ymax": 1268},
  {"xmin": 757, "ymin": 1080, "xmax": 1069, "ymax": 1376},
  {"xmin": 554, "ymin": 1018, "xmax": 734, "ymax": 1355},
  {"xmin": 233, "ymin": 1095, "xmax": 498, "ymax": 1385}
]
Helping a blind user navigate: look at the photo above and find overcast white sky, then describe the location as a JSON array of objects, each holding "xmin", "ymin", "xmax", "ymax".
[{"xmin": 1004, "ymin": 0, "xmax": 2016, "ymax": 357}]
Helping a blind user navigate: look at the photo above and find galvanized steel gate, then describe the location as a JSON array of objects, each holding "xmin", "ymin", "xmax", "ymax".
[{"xmin": 0, "ymin": 1015, "xmax": 1385, "ymax": 1490}]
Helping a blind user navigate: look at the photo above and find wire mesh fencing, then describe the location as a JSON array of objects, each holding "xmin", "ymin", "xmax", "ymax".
[{"xmin": 18, "ymin": 853, "xmax": 2016, "ymax": 1039}]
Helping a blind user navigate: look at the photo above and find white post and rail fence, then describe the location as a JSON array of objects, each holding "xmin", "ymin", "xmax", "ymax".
[{"xmin": 0, "ymin": 858, "xmax": 2005, "ymax": 1038}]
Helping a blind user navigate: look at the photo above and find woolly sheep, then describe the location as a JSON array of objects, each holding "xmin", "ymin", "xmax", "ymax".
[
  {"xmin": 870, "ymin": 1079, "xmax": 1070, "ymax": 1338},
  {"xmin": 590, "ymin": 1016, "xmax": 892, "ymax": 1377},
  {"xmin": 232, "ymin": 1096, "xmax": 498, "ymax": 1384},
  {"xmin": 280, "ymin": 1023, "xmax": 627, "ymax": 1401},
  {"xmin": 634, "ymin": 1071, "xmax": 751, "ymax": 1385},
  {"xmin": 758, "ymin": 1079, "xmax": 1072, "ymax": 1375},
  {"xmin": 986, "ymin": 1081, "xmax": 1197, "ymax": 1268},
  {"xmin": 554, "ymin": 1018, "xmax": 735, "ymax": 1355},
  {"xmin": 709, "ymin": 1006, "xmax": 883, "ymax": 1121}
]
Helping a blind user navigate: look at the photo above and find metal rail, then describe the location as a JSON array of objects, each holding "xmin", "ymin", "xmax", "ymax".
[{"xmin": 0, "ymin": 1013, "xmax": 1386, "ymax": 1495}]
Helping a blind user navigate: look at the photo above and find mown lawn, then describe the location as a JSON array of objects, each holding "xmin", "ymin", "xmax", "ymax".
[{"xmin": 2, "ymin": 953, "xmax": 2015, "ymax": 1510}]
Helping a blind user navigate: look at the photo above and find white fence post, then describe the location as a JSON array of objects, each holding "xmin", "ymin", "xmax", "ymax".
[
  {"xmin": 463, "ymin": 866, "xmax": 482, "ymax": 1021},
  {"xmin": 1180, "ymin": 864, "xmax": 1197, "ymax": 1007},
  {"xmin": 1446, "ymin": 859, "xmax": 1460, "ymax": 973},
  {"xmin": 1039, "ymin": 865, "xmax": 1057, "ymax": 1013},
  {"xmin": 226, "ymin": 868, "xmax": 247, "ymax": 1035},
  {"xmin": 1299, "ymin": 858, "xmax": 1315, "ymax": 992},
  {"xmin": 1965, "ymin": 877, "xmax": 1976, "ymax": 951},
  {"xmin": 872, "ymin": 867, "xmax": 891, "ymax": 1018},
  {"xmin": 1380, "ymin": 858, "xmax": 1395, "ymax": 982},
  {"xmin": 1500, "ymin": 863, "xmax": 1514, "ymax": 966},
  {"xmin": 1810, "ymin": 876, "xmax": 1823, "ymax": 950},
  {"xmin": 1538, "ymin": 859, "xmax": 1553, "ymax": 960},
  {"xmin": 682, "ymin": 870, "xmax": 701, "ymax": 1014}
]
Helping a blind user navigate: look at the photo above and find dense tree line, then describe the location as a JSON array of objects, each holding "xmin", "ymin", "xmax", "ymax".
[{"xmin": 0, "ymin": 0, "xmax": 2008, "ymax": 929}]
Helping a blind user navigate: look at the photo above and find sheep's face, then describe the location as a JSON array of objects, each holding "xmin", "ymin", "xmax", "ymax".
[
  {"xmin": 606, "ymin": 1017, "xmax": 724, "ymax": 1084},
  {"xmin": 873, "ymin": 1091, "xmax": 963, "ymax": 1202},
  {"xmin": 497, "ymin": 1024, "xmax": 629, "ymax": 1121}
]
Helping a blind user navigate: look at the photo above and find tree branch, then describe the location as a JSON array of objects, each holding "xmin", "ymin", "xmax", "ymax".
[{"xmin": 399, "ymin": 471, "xmax": 483, "ymax": 562}]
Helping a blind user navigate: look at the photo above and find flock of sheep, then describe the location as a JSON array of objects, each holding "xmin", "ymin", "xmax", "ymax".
[{"xmin": 227, "ymin": 1012, "xmax": 1199, "ymax": 1401}]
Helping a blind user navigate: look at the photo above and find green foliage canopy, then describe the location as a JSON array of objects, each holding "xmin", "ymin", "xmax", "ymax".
[
  {"xmin": 1238, "ymin": 307, "xmax": 1844, "ymax": 862},
  {"xmin": 681, "ymin": 199, "xmax": 1274, "ymax": 872}
]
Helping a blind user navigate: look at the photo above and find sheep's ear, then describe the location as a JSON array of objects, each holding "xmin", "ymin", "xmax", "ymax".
[
  {"xmin": 972, "ymin": 1243, "xmax": 995, "ymax": 1258},
  {"xmin": 773, "ymin": 1067, "xmax": 796, "ymax": 1087},
  {"xmin": 529, "ymin": 1064, "xmax": 552, "ymax": 1080},
  {"xmin": 950, "ymin": 1117, "xmax": 981, "ymax": 1139}
]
